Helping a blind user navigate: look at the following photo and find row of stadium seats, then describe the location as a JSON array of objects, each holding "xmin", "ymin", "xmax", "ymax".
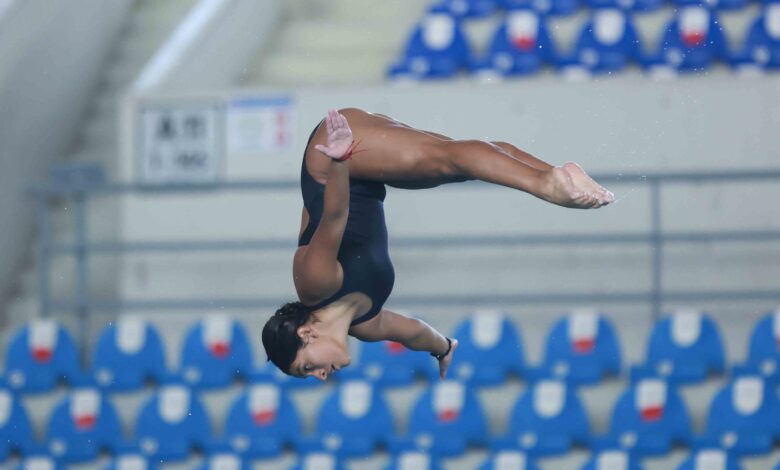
[
  {"xmin": 5, "ymin": 448, "xmax": 772, "ymax": 470},
  {"xmin": 388, "ymin": 4, "xmax": 780, "ymax": 79},
  {"xmin": 2, "ymin": 375, "xmax": 780, "ymax": 463},
  {"xmin": 432, "ymin": 0, "xmax": 772, "ymax": 17},
  {"xmin": 3, "ymin": 307, "xmax": 779, "ymax": 392}
]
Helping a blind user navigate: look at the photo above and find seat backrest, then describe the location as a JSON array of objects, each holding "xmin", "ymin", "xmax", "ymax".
[
  {"xmin": 509, "ymin": 379, "xmax": 589, "ymax": 441},
  {"xmin": 609, "ymin": 378, "xmax": 691, "ymax": 443},
  {"xmin": 180, "ymin": 315, "xmax": 253, "ymax": 389},
  {"xmin": 4, "ymin": 319, "xmax": 81, "ymax": 393},
  {"xmin": 316, "ymin": 380, "xmax": 393, "ymax": 442},
  {"xmin": 224, "ymin": 382, "xmax": 301, "ymax": 454},
  {"xmin": 408, "ymin": 380, "xmax": 488, "ymax": 445},
  {"xmin": 706, "ymin": 376, "xmax": 780, "ymax": 436},
  {"xmin": 92, "ymin": 317, "xmax": 168, "ymax": 391},
  {"xmin": 0, "ymin": 387, "xmax": 34, "ymax": 457}
]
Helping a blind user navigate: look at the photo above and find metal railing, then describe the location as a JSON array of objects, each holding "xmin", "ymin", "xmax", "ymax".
[{"xmin": 29, "ymin": 168, "xmax": 780, "ymax": 336}]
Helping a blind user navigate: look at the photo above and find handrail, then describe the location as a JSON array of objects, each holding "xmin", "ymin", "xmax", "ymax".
[{"xmin": 30, "ymin": 168, "xmax": 780, "ymax": 350}]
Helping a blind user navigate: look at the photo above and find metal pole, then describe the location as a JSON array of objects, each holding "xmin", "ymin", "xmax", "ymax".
[
  {"xmin": 74, "ymin": 192, "xmax": 89, "ymax": 352},
  {"xmin": 36, "ymin": 196, "xmax": 51, "ymax": 317},
  {"xmin": 650, "ymin": 180, "xmax": 663, "ymax": 322}
]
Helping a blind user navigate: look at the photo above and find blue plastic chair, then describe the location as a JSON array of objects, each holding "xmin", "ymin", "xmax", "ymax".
[
  {"xmin": 643, "ymin": 7, "xmax": 729, "ymax": 74},
  {"xmin": 676, "ymin": 449, "xmax": 743, "ymax": 470},
  {"xmin": 4, "ymin": 319, "xmax": 82, "ymax": 393},
  {"xmin": 91, "ymin": 317, "xmax": 169, "ymax": 391},
  {"xmin": 179, "ymin": 315, "xmax": 253, "ymax": 389},
  {"xmin": 135, "ymin": 383, "xmax": 212, "ymax": 462},
  {"xmin": 46, "ymin": 385, "xmax": 122, "ymax": 463},
  {"xmin": 296, "ymin": 380, "xmax": 394, "ymax": 457},
  {"xmin": 395, "ymin": 380, "xmax": 488, "ymax": 457},
  {"xmin": 441, "ymin": 0, "xmax": 499, "ymax": 17},
  {"xmin": 537, "ymin": 310, "xmax": 622, "ymax": 385},
  {"xmin": 478, "ymin": 450, "xmax": 541, "ymax": 470},
  {"xmin": 339, "ymin": 340, "xmax": 429, "ymax": 387},
  {"xmin": 731, "ymin": 5, "xmax": 780, "ymax": 72},
  {"xmin": 494, "ymin": 379, "xmax": 589, "ymax": 455},
  {"xmin": 432, "ymin": 310, "xmax": 524, "ymax": 385},
  {"xmin": 563, "ymin": 9, "xmax": 643, "ymax": 74},
  {"xmin": 0, "ymin": 385, "xmax": 35, "ymax": 461},
  {"xmin": 632, "ymin": 311, "xmax": 726, "ymax": 384},
  {"xmin": 388, "ymin": 6, "xmax": 473, "ymax": 80},
  {"xmin": 602, "ymin": 378, "xmax": 692, "ymax": 456},
  {"xmin": 741, "ymin": 310, "xmax": 780, "ymax": 384},
  {"xmin": 224, "ymin": 382, "xmax": 301, "ymax": 458},
  {"xmin": 700, "ymin": 376, "xmax": 780, "ymax": 455}
]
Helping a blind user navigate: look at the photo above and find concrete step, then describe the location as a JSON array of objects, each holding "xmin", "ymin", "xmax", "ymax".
[
  {"xmin": 5, "ymin": 296, "xmax": 40, "ymax": 328},
  {"xmin": 324, "ymin": 0, "xmax": 426, "ymax": 24},
  {"xmin": 252, "ymin": 52, "xmax": 389, "ymax": 86},
  {"xmin": 274, "ymin": 20, "xmax": 403, "ymax": 56}
]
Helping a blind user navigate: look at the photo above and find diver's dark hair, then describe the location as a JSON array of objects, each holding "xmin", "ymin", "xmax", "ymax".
[{"xmin": 262, "ymin": 301, "xmax": 313, "ymax": 375}]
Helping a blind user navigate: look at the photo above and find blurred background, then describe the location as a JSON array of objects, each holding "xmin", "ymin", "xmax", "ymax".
[{"xmin": 0, "ymin": 0, "xmax": 779, "ymax": 469}]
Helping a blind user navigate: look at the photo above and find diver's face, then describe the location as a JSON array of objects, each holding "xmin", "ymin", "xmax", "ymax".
[{"xmin": 290, "ymin": 327, "xmax": 351, "ymax": 380}]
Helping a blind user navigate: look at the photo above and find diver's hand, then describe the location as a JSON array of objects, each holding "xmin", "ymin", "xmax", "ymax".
[
  {"xmin": 437, "ymin": 338, "xmax": 459, "ymax": 380},
  {"xmin": 314, "ymin": 109, "xmax": 354, "ymax": 160}
]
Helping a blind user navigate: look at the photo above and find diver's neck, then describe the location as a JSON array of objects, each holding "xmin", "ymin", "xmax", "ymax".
[{"xmin": 312, "ymin": 293, "xmax": 368, "ymax": 337}]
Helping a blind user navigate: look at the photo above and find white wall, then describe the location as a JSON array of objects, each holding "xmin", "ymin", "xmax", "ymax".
[
  {"xmin": 0, "ymin": 0, "xmax": 134, "ymax": 304},
  {"xmin": 113, "ymin": 74, "xmax": 780, "ymax": 370}
]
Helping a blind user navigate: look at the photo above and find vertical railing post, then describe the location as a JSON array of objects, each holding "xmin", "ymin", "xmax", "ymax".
[
  {"xmin": 650, "ymin": 179, "xmax": 663, "ymax": 322},
  {"xmin": 74, "ymin": 191, "xmax": 90, "ymax": 352},
  {"xmin": 36, "ymin": 195, "xmax": 51, "ymax": 317}
]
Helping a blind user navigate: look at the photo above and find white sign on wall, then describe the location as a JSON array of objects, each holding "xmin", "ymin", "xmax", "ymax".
[
  {"xmin": 226, "ymin": 96, "xmax": 295, "ymax": 156},
  {"xmin": 137, "ymin": 102, "xmax": 223, "ymax": 184}
]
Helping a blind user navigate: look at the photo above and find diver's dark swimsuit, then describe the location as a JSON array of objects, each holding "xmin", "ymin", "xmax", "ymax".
[{"xmin": 298, "ymin": 122, "xmax": 395, "ymax": 326}]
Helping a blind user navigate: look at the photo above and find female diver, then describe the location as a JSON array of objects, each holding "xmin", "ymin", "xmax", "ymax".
[{"xmin": 262, "ymin": 108, "xmax": 614, "ymax": 381}]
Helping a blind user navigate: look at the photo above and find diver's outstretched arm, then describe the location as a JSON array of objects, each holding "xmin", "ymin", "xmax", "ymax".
[{"xmin": 350, "ymin": 308, "xmax": 458, "ymax": 379}]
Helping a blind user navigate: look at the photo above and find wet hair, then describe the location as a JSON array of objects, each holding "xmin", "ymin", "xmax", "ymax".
[{"xmin": 262, "ymin": 301, "xmax": 314, "ymax": 375}]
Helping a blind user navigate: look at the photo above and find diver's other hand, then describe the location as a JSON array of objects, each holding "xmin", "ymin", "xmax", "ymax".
[
  {"xmin": 315, "ymin": 109, "xmax": 354, "ymax": 160},
  {"xmin": 437, "ymin": 338, "xmax": 459, "ymax": 380}
]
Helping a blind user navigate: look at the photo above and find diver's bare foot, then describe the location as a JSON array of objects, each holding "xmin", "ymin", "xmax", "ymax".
[{"xmin": 541, "ymin": 163, "xmax": 614, "ymax": 209}]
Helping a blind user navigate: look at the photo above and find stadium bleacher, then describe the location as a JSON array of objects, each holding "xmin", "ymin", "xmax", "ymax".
[
  {"xmin": 389, "ymin": 0, "xmax": 780, "ymax": 80},
  {"xmin": 1, "ymin": 309, "xmax": 779, "ymax": 469}
]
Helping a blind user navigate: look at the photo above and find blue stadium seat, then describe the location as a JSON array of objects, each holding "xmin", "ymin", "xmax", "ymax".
[
  {"xmin": 701, "ymin": 376, "xmax": 780, "ymax": 455},
  {"xmin": 4, "ymin": 319, "xmax": 82, "ymax": 393},
  {"xmin": 91, "ymin": 317, "xmax": 169, "ymax": 391},
  {"xmin": 0, "ymin": 385, "xmax": 35, "ymax": 461},
  {"xmin": 433, "ymin": 310, "xmax": 525, "ymax": 385},
  {"xmin": 644, "ymin": 7, "xmax": 729, "ymax": 74},
  {"xmin": 197, "ymin": 452, "xmax": 250, "ymax": 470},
  {"xmin": 395, "ymin": 379, "xmax": 488, "ymax": 456},
  {"xmin": 676, "ymin": 449, "xmax": 743, "ymax": 470},
  {"xmin": 563, "ymin": 9, "xmax": 643, "ymax": 74},
  {"xmin": 478, "ymin": 450, "xmax": 541, "ymax": 470},
  {"xmin": 136, "ymin": 383, "xmax": 211, "ymax": 462},
  {"xmin": 339, "ymin": 339, "xmax": 429, "ymax": 387},
  {"xmin": 536, "ymin": 310, "xmax": 621, "ymax": 385},
  {"xmin": 732, "ymin": 7, "xmax": 780, "ymax": 74},
  {"xmin": 494, "ymin": 379, "xmax": 589, "ymax": 455},
  {"xmin": 673, "ymin": 0, "xmax": 745, "ymax": 11},
  {"xmin": 388, "ymin": 6, "xmax": 473, "ymax": 80},
  {"xmin": 580, "ymin": 450, "xmax": 644, "ymax": 470},
  {"xmin": 473, "ymin": 6, "xmax": 556, "ymax": 78},
  {"xmin": 13, "ymin": 455, "xmax": 62, "ymax": 470},
  {"xmin": 632, "ymin": 310, "xmax": 726, "ymax": 384},
  {"xmin": 290, "ymin": 452, "xmax": 346, "ymax": 470},
  {"xmin": 602, "ymin": 378, "xmax": 692, "ymax": 456},
  {"xmin": 179, "ymin": 315, "xmax": 253, "ymax": 389},
  {"xmin": 385, "ymin": 450, "xmax": 445, "ymax": 470},
  {"xmin": 441, "ymin": 0, "xmax": 499, "ymax": 17},
  {"xmin": 739, "ymin": 310, "xmax": 780, "ymax": 384},
  {"xmin": 224, "ymin": 382, "xmax": 301, "ymax": 458},
  {"xmin": 103, "ymin": 452, "xmax": 157, "ymax": 470},
  {"xmin": 46, "ymin": 385, "xmax": 122, "ymax": 463},
  {"xmin": 296, "ymin": 380, "xmax": 393, "ymax": 457},
  {"xmin": 501, "ymin": 0, "xmax": 580, "ymax": 17}
]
